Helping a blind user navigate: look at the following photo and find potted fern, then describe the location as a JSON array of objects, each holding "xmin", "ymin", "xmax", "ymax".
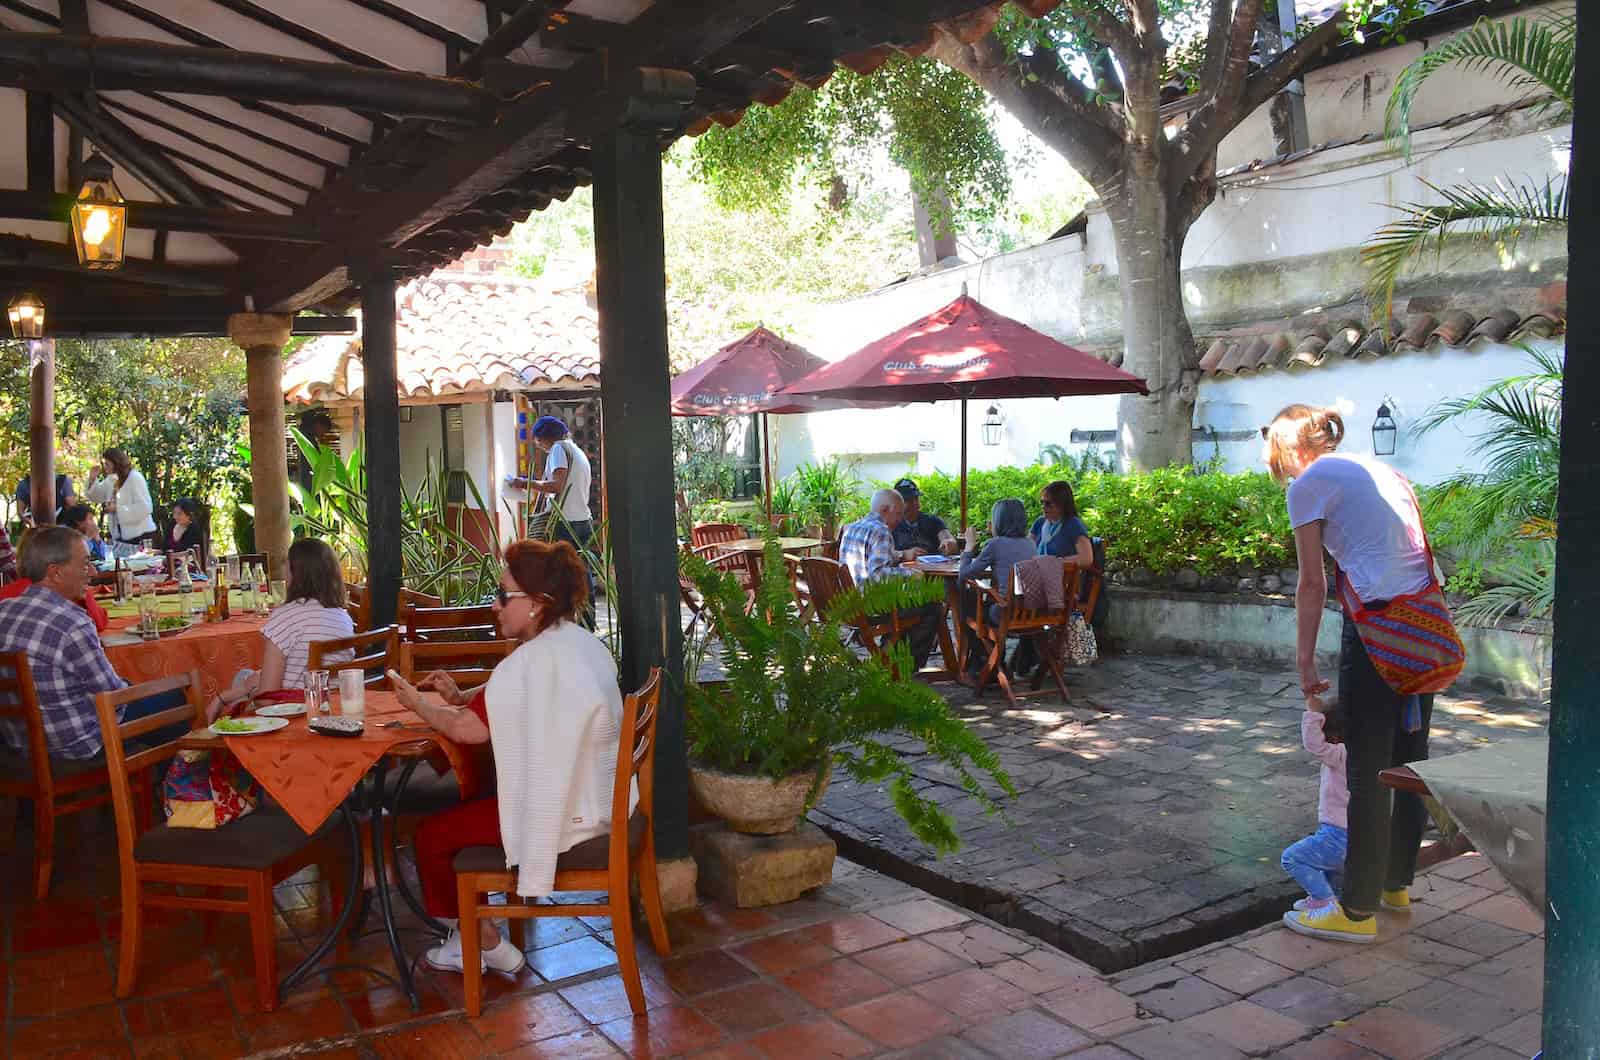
[{"xmin": 681, "ymin": 535, "xmax": 1015, "ymax": 854}]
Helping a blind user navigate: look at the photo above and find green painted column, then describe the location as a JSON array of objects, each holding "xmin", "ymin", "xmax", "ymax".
[{"xmin": 1543, "ymin": 3, "xmax": 1600, "ymax": 1052}]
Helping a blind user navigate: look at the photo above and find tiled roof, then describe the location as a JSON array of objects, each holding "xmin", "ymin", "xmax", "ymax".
[
  {"xmin": 283, "ymin": 268, "xmax": 599, "ymax": 405},
  {"xmin": 1199, "ymin": 301, "xmax": 1565, "ymax": 378}
]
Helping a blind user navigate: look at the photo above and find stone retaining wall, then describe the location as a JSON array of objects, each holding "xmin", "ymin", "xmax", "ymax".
[{"xmin": 1100, "ymin": 586, "xmax": 1550, "ymax": 699}]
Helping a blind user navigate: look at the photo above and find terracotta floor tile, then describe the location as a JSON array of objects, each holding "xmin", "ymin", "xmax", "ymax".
[
  {"xmin": 1246, "ymin": 975, "xmax": 1367, "ymax": 1027},
  {"xmin": 1060, "ymin": 1047, "xmax": 1139, "ymax": 1060},
  {"xmin": 1177, "ymin": 945, "xmax": 1296, "ymax": 995},
  {"xmin": 693, "ymin": 980, "xmax": 813, "ymax": 1034},
  {"xmin": 1240, "ymin": 930, "xmax": 1351, "ymax": 972},
  {"xmin": 780, "ymin": 958, "xmax": 895, "ymax": 1011},
  {"xmin": 10, "ymin": 1002, "xmax": 128, "ymax": 1055},
  {"xmin": 1272, "ymin": 1032, "xmax": 1384, "ymax": 1059},
  {"xmin": 870, "ymin": 898, "xmax": 972, "ymax": 936},
  {"xmin": 344, "ymin": 981, "xmax": 452, "ymax": 1029},
  {"xmin": 1330, "ymin": 1005, "xmax": 1467, "ymax": 1060},
  {"xmin": 1460, "ymin": 892, "xmax": 1545, "ymax": 935},
  {"xmin": 527, "ymin": 936, "xmax": 619, "ymax": 981},
  {"xmin": 745, "ymin": 1016, "xmax": 874, "ymax": 1059},
  {"xmin": 1391, "ymin": 978, "xmax": 1537, "ymax": 1039},
  {"xmin": 1114, "ymin": 1022, "xmax": 1247, "ymax": 1060},
  {"xmin": 131, "ymin": 1026, "xmax": 249, "ymax": 1060},
  {"xmin": 876, "ymin": 1035, "xmax": 997, "ymax": 1060},
  {"xmin": 801, "ymin": 913, "xmax": 907, "ymax": 955},
  {"xmin": 503, "ymin": 1028, "xmax": 626, "ymax": 1058},
  {"xmin": 730, "ymin": 930, "xmax": 838, "ymax": 976},
  {"xmin": 922, "ymin": 922, "xmax": 1035, "ymax": 966},
  {"xmin": 51, "ymin": 1043, "xmax": 136, "ymax": 1060},
  {"xmin": 9, "ymin": 943, "xmax": 116, "ymax": 1018},
  {"xmin": 1037, "ymin": 980, "xmax": 1140, "ymax": 1032},
  {"xmin": 471, "ymin": 991, "xmax": 588, "ymax": 1050},
  {"xmin": 961, "ymin": 1006, "xmax": 1090, "ymax": 1060},
  {"xmin": 685, "ymin": 1046, "xmax": 761, "ymax": 1060},
  {"xmin": 237, "ymin": 997, "xmax": 357, "ymax": 1052},
  {"xmin": 909, "ymin": 967, "xmax": 1031, "ymax": 1023},
  {"xmin": 13, "ymin": 900, "xmax": 104, "ymax": 952},
  {"xmin": 658, "ymin": 950, "xmax": 759, "ymax": 998},
  {"xmin": 1484, "ymin": 1011, "xmax": 1543, "ymax": 1054},
  {"xmin": 835, "ymin": 989, "xmax": 957, "ymax": 1049},
  {"xmin": 1442, "ymin": 1043, "xmax": 1528, "ymax": 1060},
  {"xmin": 1306, "ymin": 952, "xmax": 1432, "ymax": 1005},
  {"xmin": 597, "ymin": 1004, "xmax": 725, "ymax": 1058},
  {"xmin": 854, "ymin": 938, "xmax": 975, "ymax": 987},
  {"xmin": 559, "ymin": 972, "xmax": 677, "ymax": 1025},
  {"xmin": 1126, "ymin": 973, "xmax": 1238, "ymax": 1021},
  {"xmin": 1177, "ymin": 999, "xmax": 1308, "ymax": 1053},
  {"xmin": 122, "ymin": 984, "xmax": 235, "ymax": 1038},
  {"xmin": 987, "ymin": 948, "xmax": 1099, "ymax": 994},
  {"xmin": 371, "ymin": 1019, "xmax": 496, "ymax": 1059}
]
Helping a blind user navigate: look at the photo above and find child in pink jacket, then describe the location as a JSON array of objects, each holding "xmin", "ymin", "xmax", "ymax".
[{"xmin": 1282, "ymin": 697, "xmax": 1348, "ymax": 911}]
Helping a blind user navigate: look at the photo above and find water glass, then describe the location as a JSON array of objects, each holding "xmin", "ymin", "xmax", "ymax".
[
  {"xmin": 337, "ymin": 669, "xmax": 365, "ymax": 718},
  {"xmin": 305, "ymin": 669, "xmax": 330, "ymax": 714},
  {"xmin": 138, "ymin": 585, "xmax": 160, "ymax": 640},
  {"xmin": 115, "ymin": 568, "xmax": 132, "ymax": 603},
  {"xmin": 269, "ymin": 580, "xmax": 287, "ymax": 607},
  {"xmin": 224, "ymin": 555, "xmax": 240, "ymax": 584}
]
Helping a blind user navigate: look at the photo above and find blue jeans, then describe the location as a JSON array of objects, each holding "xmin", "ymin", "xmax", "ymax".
[
  {"xmin": 120, "ymin": 689, "xmax": 191, "ymax": 750},
  {"xmin": 1282, "ymin": 822, "xmax": 1348, "ymax": 901}
]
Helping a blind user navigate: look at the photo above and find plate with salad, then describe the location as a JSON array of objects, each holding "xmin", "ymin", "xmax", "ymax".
[{"xmin": 210, "ymin": 716, "xmax": 290, "ymax": 736}]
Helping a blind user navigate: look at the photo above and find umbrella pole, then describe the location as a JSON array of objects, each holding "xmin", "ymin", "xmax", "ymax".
[
  {"xmin": 960, "ymin": 399, "xmax": 969, "ymax": 533},
  {"xmin": 762, "ymin": 412, "xmax": 773, "ymax": 526}
]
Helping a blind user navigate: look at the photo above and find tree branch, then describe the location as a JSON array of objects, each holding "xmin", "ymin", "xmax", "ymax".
[
  {"xmin": 1167, "ymin": 10, "xmax": 1344, "ymax": 194},
  {"xmin": 1123, "ymin": 0, "xmax": 1160, "ymax": 41},
  {"xmin": 928, "ymin": 25, "xmax": 1123, "ymax": 189},
  {"xmin": 1213, "ymin": 0, "xmax": 1268, "ymax": 111},
  {"xmin": 1201, "ymin": 0, "xmax": 1232, "ymax": 93}
]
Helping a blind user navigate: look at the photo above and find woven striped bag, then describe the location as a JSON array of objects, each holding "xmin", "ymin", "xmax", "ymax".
[{"xmin": 1335, "ymin": 477, "xmax": 1465, "ymax": 695}]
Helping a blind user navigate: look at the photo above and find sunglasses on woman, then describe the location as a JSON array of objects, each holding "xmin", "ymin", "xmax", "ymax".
[{"xmin": 494, "ymin": 587, "xmax": 529, "ymax": 606}]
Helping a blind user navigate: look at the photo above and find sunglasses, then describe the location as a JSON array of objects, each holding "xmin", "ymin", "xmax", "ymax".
[{"xmin": 494, "ymin": 587, "xmax": 529, "ymax": 606}]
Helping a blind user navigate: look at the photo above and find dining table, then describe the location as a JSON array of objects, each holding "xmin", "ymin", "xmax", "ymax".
[
  {"xmin": 902, "ymin": 556, "xmax": 965, "ymax": 682},
  {"xmin": 178, "ymin": 689, "xmax": 470, "ymax": 1008},
  {"xmin": 100, "ymin": 590, "xmax": 266, "ymax": 699}
]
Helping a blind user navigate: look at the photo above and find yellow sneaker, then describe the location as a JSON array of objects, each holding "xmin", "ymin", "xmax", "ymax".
[
  {"xmin": 1282, "ymin": 903, "xmax": 1377, "ymax": 944},
  {"xmin": 1382, "ymin": 888, "xmax": 1412, "ymax": 911}
]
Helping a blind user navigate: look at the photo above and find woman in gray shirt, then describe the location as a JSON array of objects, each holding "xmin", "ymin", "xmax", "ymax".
[{"xmin": 957, "ymin": 498, "xmax": 1036, "ymax": 676}]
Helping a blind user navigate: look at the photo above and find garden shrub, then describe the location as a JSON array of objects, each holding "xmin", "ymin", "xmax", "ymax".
[{"xmin": 890, "ymin": 463, "xmax": 1294, "ymax": 577}]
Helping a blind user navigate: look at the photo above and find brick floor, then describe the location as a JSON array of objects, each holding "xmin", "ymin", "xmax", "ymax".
[
  {"xmin": 0, "ymin": 804, "xmax": 1544, "ymax": 1059},
  {"xmin": 808, "ymin": 653, "xmax": 1547, "ymax": 971}
]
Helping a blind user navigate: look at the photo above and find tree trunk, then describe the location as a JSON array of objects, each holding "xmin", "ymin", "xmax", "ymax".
[{"xmin": 1104, "ymin": 167, "xmax": 1200, "ymax": 472}]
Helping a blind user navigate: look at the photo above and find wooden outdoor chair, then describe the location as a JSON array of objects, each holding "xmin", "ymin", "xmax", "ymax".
[
  {"xmin": 454, "ymin": 668, "xmax": 669, "ymax": 1018},
  {"xmin": 691, "ymin": 523, "xmax": 756, "ymax": 585},
  {"xmin": 679, "ymin": 541, "xmax": 756, "ymax": 637},
  {"xmin": 401, "ymin": 603, "xmax": 498, "ymax": 643},
  {"xmin": 0, "ymin": 651, "xmax": 119, "ymax": 899},
  {"xmin": 965, "ymin": 559, "xmax": 1105, "ymax": 706},
  {"xmin": 307, "ymin": 625, "xmax": 400, "ymax": 688},
  {"xmin": 801, "ymin": 557, "xmax": 930, "ymax": 673},
  {"xmin": 397, "ymin": 639, "xmax": 518, "ymax": 690},
  {"xmin": 95, "ymin": 671, "xmax": 340, "ymax": 1013},
  {"xmin": 784, "ymin": 554, "xmax": 815, "ymax": 622},
  {"xmin": 344, "ymin": 582, "xmax": 370, "ymax": 630}
]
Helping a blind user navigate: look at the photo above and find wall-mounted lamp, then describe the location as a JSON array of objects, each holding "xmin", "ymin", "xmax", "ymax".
[
  {"xmin": 1372, "ymin": 400, "xmax": 1398, "ymax": 457},
  {"xmin": 981, "ymin": 404, "xmax": 1004, "ymax": 447},
  {"xmin": 71, "ymin": 153, "xmax": 127, "ymax": 270},
  {"xmin": 7, "ymin": 291, "xmax": 44, "ymax": 338}
]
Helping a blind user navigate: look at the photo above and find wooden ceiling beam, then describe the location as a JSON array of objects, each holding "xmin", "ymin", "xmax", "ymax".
[
  {"xmin": 0, "ymin": 234, "xmax": 236, "ymax": 291},
  {"xmin": 0, "ymin": 191, "xmax": 326, "ymax": 242},
  {"xmin": 0, "ymin": 32, "xmax": 500, "ymax": 122},
  {"xmin": 100, "ymin": 97, "xmax": 321, "ymax": 194},
  {"xmin": 139, "ymin": 92, "xmax": 346, "ymax": 172}
]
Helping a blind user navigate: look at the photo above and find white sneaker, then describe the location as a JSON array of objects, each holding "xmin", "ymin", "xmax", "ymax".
[
  {"xmin": 1293, "ymin": 896, "xmax": 1338, "ymax": 912},
  {"xmin": 483, "ymin": 936, "xmax": 527, "ymax": 975},
  {"xmin": 425, "ymin": 928, "xmax": 469, "ymax": 972},
  {"xmin": 424, "ymin": 928, "xmax": 527, "ymax": 975}
]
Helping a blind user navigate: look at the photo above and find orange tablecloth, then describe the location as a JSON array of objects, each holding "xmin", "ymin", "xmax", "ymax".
[
  {"xmin": 218, "ymin": 692, "xmax": 470, "ymax": 833},
  {"xmin": 103, "ymin": 613, "xmax": 267, "ymax": 700}
]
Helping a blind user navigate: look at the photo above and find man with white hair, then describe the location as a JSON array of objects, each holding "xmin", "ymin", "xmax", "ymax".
[{"xmin": 838, "ymin": 488, "xmax": 942, "ymax": 669}]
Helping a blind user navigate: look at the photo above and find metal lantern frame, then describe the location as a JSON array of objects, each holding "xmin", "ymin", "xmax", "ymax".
[
  {"xmin": 981, "ymin": 403, "xmax": 1004, "ymax": 446},
  {"xmin": 1372, "ymin": 400, "xmax": 1399, "ymax": 457},
  {"xmin": 70, "ymin": 153, "xmax": 127, "ymax": 270},
  {"xmin": 7, "ymin": 290, "xmax": 44, "ymax": 338}
]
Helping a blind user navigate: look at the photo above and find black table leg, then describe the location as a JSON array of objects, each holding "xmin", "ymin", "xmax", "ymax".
[
  {"xmin": 280, "ymin": 802, "xmax": 364, "ymax": 998},
  {"xmin": 369, "ymin": 760, "xmax": 421, "ymax": 1009}
]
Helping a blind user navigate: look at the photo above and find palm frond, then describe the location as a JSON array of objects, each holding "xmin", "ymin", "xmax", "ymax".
[
  {"xmin": 1362, "ymin": 177, "xmax": 1567, "ymax": 317},
  {"xmin": 1455, "ymin": 540, "xmax": 1555, "ymax": 628},
  {"xmin": 1388, "ymin": 15, "xmax": 1575, "ymax": 158}
]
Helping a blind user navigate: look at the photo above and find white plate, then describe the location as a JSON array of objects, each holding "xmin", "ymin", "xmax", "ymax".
[
  {"xmin": 210, "ymin": 716, "xmax": 290, "ymax": 736},
  {"xmin": 254, "ymin": 702, "xmax": 308, "ymax": 718}
]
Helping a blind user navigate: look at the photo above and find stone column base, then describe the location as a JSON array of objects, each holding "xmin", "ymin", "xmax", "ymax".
[
  {"xmin": 652, "ymin": 856, "xmax": 699, "ymax": 915},
  {"xmin": 689, "ymin": 821, "xmax": 836, "ymax": 908}
]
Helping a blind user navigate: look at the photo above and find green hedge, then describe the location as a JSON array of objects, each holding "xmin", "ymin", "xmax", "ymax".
[{"xmin": 894, "ymin": 464, "xmax": 1294, "ymax": 577}]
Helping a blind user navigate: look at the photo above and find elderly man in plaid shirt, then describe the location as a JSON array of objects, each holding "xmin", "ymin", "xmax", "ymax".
[
  {"xmin": 838, "ymin": 489, "xmax": 944, "ymax": 670},
  {"xmin": 0, "ymin": 526, "xmax": 178, "ymax": 762}
]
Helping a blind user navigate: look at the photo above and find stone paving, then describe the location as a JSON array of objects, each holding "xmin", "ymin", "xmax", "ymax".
[{"xmin": 809, "ymin": 652, "xmax": 1548, "ymax": 972}]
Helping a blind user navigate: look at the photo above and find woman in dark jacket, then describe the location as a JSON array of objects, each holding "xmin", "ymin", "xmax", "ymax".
[{"xmin": 164, "ymin": 498, "xmax": 206, "ymax": 567}]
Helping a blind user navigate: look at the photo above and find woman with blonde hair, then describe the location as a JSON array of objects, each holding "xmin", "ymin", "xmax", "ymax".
[{"xmin": 1264, "ymin": 403, "xmax": 1449, "ymax": 945}]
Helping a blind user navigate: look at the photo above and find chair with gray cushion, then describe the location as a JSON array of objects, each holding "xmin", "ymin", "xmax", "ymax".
[
  {"xmin": 0, "ymin": 651, "xmax": 117, "ymax": 899},
  {"xmin": 95, "ymin": 671, "xmax": 339, "ymax": 1013}
]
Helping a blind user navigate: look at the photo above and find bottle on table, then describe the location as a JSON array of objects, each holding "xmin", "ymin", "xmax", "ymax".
[
  {"xmin": 242, "ymin": 565, "xmax": 259, "ymax": 614},
  {"xmin": 176, "ymin": 564, "xmax": 195, "ymax": 624},
  {"xmin": 215, "ymin": 564, "xmax": 231, "ymax": 621}
]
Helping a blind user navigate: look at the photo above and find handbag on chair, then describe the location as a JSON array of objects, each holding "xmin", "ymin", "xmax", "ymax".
[{"xmin": 1061, "ymin": 612, "xmax": 1098, "ymax": 667}]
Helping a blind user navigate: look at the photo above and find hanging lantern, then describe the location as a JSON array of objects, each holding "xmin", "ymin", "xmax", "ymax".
[
  {"xmin": 1372, "ymin": 401, "xmax": 1398, "ymax": 457},
  {"xmin": 71, "ymin": 153, "xmax": 127, "ymax": 270},
  {"xmin": 7, "ymin": 291, "xmax": 45, "ymax": 338},
  {"xmin": 981, "ymin": 404, "xmax": 1004, "ymax": 447}
]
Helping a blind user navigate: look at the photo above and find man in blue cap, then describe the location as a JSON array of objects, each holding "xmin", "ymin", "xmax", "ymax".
[{"xmin": 891, "ymin": 477, "xmax": 959, "ymax": 559}]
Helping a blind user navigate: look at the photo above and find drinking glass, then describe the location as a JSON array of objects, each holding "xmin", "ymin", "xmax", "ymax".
[
  {"xmin": 115, "ymin": 568, "xmax": 132, "ymax": 603},
  {"xmin": 224, "ymin": 555, "xmax": 240, "ymax": 584},
  {"xmin": 338, "ymin": 669, "xmax": 365, "ymax": 718},
  {"xmin": 305, "ymin": 669, "xmax": 330, "ymax": 715},
  {"xmin": 138, "ymin": 584, "xmax": 160, "ymax": 640},
  {"xmin": 269, "ymin": 579, "xmax": 286, "ymax": 607}
]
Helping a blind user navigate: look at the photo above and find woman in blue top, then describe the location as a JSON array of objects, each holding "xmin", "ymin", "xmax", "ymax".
[
  {"xmin": 1014, "ymin": 481, "xmax": 1095, "ymax": 677},
  {"xmin": 957, "ymin": 498, "xmax": 1035, "ymax": 679}
]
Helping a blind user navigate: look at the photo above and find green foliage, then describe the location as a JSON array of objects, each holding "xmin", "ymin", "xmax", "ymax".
[
  {"xmin": 683, "ymin": 534, "xmax": 1013, "ymax": 856},
  {"xmin": 789, "ymin": 458, "xmax": 866, "ymax": 538},
  {"xmin": 1455, "ymin": 539, "xmax": 1554, "ymax": 627},
  {"xmin": 673, "ymin": 416, "xmax": 739, "ymax": 537},
  {"xmin": 908, "ymin": 463, "xmax": 1293, "ymax": 576}
]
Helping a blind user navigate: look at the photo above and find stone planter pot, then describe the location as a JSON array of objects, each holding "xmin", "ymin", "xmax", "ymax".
[{"xmin": 688, "ymin": 759, "xmax": 831, "ymax": 835}]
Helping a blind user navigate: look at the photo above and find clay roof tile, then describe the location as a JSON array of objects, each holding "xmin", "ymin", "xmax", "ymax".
[{"xmin": 1432, "ymin": 308, "xmax": 1476, "ymax": 347}]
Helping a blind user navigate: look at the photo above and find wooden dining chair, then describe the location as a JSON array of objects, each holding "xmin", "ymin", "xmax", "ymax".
[
  {"xmin": 94, "ymin": 671, "xmax": 338, "ymax": 1013},
  {"xmin": 344, "ymin": 582, "xmax": 371, "ymax": 631},
  {"xmin": 0, "ymin": 651, "xmax": 118, "ymax": 899},
  {"xmin": 801, "ymin": 557, "xmax": 928, "ymax": 672},
  {"xmin": 965, "ymin": 565, "xmax": 1088, "ymax": 706},
  {"xmin": 308, "ymin": 625, "xmax": 400, "ymax": 688},
  {"xmin": 397, "ymin": 639, "xmax": 518, "ymax": 689},
  {"xmin": 401, "ymin": 603, "xmax": 499, "ymax": 643},
  {"xmin": 691, "ymin": 523, "xmax": 756, "ymax": 584},
  {"xmin": 784, "ymin": 554, "xmax": 816, "ymax": 622},
  {"xmin": 455, "ymin": 668, "xmax": 670, "ymax": 1018}
]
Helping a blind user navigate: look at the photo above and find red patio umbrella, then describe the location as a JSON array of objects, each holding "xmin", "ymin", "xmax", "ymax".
[
  {"xmin": 779, "ymin": 292, "xmax": 1149, "ymax": 528},
  {"xmin": 671, "ymin": 326, "xmax": 864, "ymax": 520}
]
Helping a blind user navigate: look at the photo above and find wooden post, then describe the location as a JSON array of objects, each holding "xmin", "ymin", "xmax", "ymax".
[
  {"xmin": 228, "ymin": 314, "xmax": 292, "ymax": 577},
  {"xmin": 359, "ymin": 261, "xmax": 402, "ymax": 629},
  {"xmin": 1544, "ymin": 1, "xmax": 1599, "ymax": 1048},
  {"xmin": 483, "ymin": 393, "xmax": 503, "ymax": 546},
  {"xmin": 761, "ymin": 412, "xmax": 773, "ymax": 525},
  {"xmin": 593, "ymin": 120, "xmax": 687, "ymax": 861},
  {"xmin": 959, "ymin": 399, "xmax": 969, "ymax": 533},
  {"xmin": 28, "ymin": 339, "xmax": 55, "ymax": 526}
]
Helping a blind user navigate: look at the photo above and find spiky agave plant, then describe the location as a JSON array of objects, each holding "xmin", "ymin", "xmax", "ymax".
[{"xmin": 681, "ymin": 533, "xmax": 1015, "ymax": 856}]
